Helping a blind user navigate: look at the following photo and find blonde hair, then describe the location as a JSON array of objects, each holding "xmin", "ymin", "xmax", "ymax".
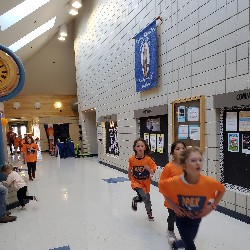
[
  {"xmin": 1, "ymin": 163, "xmax": 13, "ymax": 173},
  {"xmin": 179, "ymin": 147, "xmax": 203, "ymax": 165}
]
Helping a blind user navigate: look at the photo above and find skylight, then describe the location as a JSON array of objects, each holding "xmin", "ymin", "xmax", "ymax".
[
  {"xmin": 0, "ymin": 0, "xmax": 51, "ymax": 31},
  {"xmin": 9, "ymin": 17, "xmax": 56, "ymax": 52}
]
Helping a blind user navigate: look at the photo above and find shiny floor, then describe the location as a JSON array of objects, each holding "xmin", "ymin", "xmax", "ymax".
[{"xmin": 0, "ymin": 153, "xmax": 249, "ymax": 250}]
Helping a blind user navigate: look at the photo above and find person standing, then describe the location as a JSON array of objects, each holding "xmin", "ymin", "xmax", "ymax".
[
  {"xmin": 128, "ymin": 138, "xmax": 156, "ymax": 221},
  {"xmin": 158, "ymin": 141, "xmax": 186, "ymax": 245},
  {"xmin": 159, "ymin": 147, "xmax": 225, "ymax": 250},
  {"xmin": 21, "ymin": 137, "xmax": 39, "ymax": 180},
  {"xmin": 6, "ymin": 127, "xmax": 15, "ymax": 155}
]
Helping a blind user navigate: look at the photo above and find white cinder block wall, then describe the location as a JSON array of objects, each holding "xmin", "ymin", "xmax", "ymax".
[{"xmin": 74, "ymin": 0, "xmax": 250, "ymax": 216}]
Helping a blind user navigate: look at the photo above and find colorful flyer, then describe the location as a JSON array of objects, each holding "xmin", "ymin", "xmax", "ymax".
[
  {"xmin": 178, "ymin": 125, "xmax": 189, "ymax": 139},
  {"xmin": 242, "ymin": 134, "xmax": 250, "ymax": 154},
  {"xmin": 187, "ymin": 107, "xmax": 199, "ymax": 121},
  {"xmin": 226, "ymin": 112, "xmax": 238, "ymax": 131},
  {"xmin": 228, "ymin": 133, "xmax": 239, "ymax": 152},
  {"xmin": 157, "ymin": 134, "xmax": 164, "ymax": 153},
  {"xmin": 144, "ymin": 133, "xmax": 150, "ymax": 146},
  {"xmin": 178, "ymin": 106, "xmax": 186, "ymax": 122},
  {"xmin": 189, "ymin": 125, "xmax": 200, "ymax": 140},
  {"xmin": 150, "ymin": 134, "xmax": 156, "ymax": 152},
  {"xmin": 239, "ymin": 111, "xmax": 250, "ymax": 131}
]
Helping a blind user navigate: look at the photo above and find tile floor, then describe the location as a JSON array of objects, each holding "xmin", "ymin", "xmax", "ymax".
[{"xmin": 0, "ymin": 153, "xmax": 249, "ymax": 250}]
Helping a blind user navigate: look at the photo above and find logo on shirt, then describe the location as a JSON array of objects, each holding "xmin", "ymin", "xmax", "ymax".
[
  {"xmin": 177, "ymin": 195, "xmax": 206, "ymax": 213},
  {"xmin": 132, "ymin": 166, "xmax": 150, "ymax": 180}
]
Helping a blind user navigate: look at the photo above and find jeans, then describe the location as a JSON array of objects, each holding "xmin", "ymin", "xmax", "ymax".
[
  {"xmin": 134, "ymin": 187, "xmax": 152, "ymax": 214},
  {"xmin": 0, "ymin": 185, "xmax": 7, "ymax": 218},
  {"xmin": 174, "ymin": 216, "xmax": 201, "ymax": 250}
]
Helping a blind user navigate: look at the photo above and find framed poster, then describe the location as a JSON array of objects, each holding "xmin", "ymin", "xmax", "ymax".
[{"xmin": 172, "ymin": 96, "xmax": 205, "ymax": 150}]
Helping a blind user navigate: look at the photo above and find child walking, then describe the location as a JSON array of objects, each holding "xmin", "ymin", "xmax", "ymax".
[
  {"xmin": 1, "ymin": 164, "xmax": 38, "ymax": 210},
  {"xmin": 158, "ymin": 141, "xmax": 186, "ymax": 245},
  {"xmin": 21, "ymin": 136, "xmax": 39, "ymax": 180},
  {"xmin": 159, "ymin": 147, "xmax": 225, "ymax": 250},
  {"xmin": 128, "ymin": 138, "xmax": 156, "ymax": 221}
]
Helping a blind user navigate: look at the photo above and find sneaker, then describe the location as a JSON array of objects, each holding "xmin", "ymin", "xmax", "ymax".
[
  {"xmin": 33, "ymin": 196, "xmax": 38, "ymax": 202},
  {"xmin": 0, "ymin": 215, "xmax": 17, "ymax": 223},
  {"xmin": 20, "ymin": 207, "xmax": 27, "ymax": 211},
  {"xmin": 32, "ymin": 172, "xmax": 35, "ymax": 178},
  {"xmin": 29, "ymin": 176, "xmax": 33, "ymax": 181},
  {"xmin": 147, "ymin": 213, "xmax": 154, "ymax": 221},
  {"xmin": 131, "ymin": 197, "xmax": 137, "ymax": 211},
  {"xmin": 167, "ymin": 231, "xmax": 177, "ymax": 248}
]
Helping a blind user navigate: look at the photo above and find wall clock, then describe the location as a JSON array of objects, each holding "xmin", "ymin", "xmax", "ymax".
[{"xmin": 0, "ymin": 45, "xmax": 25, "ymax": 102}]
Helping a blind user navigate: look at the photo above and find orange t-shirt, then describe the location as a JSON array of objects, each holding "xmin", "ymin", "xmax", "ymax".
[
  {"xmin": 128, "ymin": 155, "xmax": 157, "ymax": 193},
  {"xmin": 159, "ymin": 175, "xmax": 225, "ymax": 214},
  {"xmin": 158, "ymin": 161, "xmax": 183, "ymax": 208},
  {"xmin": 21, "ymin": 143, "xmax": 39, "ymax": 162}
]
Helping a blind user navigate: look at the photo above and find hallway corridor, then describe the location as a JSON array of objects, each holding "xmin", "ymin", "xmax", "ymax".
[{"xmin": 0, "ymin": 154, "xmax": 249, "ymax": 250}]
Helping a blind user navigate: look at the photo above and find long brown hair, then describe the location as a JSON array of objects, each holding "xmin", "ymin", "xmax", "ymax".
[{"xmin": 133, "ymin": 138, "xmax": 151, "ymax": 156}]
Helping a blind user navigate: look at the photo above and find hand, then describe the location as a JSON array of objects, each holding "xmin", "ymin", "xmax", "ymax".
[
  {"xmin": 171, "ymin": 203, "xmax": 188, "ymax": 217},
  {"xmin": 144, "ymin": 165, "xmax": 150, "ymax": 171}
]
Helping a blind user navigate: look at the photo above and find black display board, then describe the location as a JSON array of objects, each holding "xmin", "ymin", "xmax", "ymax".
[
  {"xmin": 105, "ymin": 121, "xmax": 119, "ymax": 156},
  {"xmin": 222, "ymin": 108, "xmax": 250, "ymax": 190},
  {"xmin": 140, "ymin": 115, "xmax": 168, "ymax": 167}
]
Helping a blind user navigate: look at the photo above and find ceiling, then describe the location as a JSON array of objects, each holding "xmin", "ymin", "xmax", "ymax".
[{"xmin": 0, "ymin": 0, "xmax": 78, "ymax": 63}]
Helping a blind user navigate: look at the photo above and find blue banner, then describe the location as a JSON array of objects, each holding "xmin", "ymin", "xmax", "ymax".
[{"xmin": 134, "ymin": 20, "xmax": 158, "ymax": 92}]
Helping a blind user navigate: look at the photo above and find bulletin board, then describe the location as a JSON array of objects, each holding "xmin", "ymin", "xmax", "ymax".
[{"xmin": 172, "ymin": 96, "xmax": 205, "ymax": 151}]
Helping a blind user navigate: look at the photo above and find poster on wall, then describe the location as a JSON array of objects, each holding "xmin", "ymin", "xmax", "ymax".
[
  {"xmin": 144, "ymin": 133, "xmax": 150, "ymax": 145},
  {"xmin": 146, "ymin": 118, "xmax": 160, "ymax": 131},
  {"xmin": 187, "ymin": 107, "xmax": 199, "ymax": 121},
  {"xmin": 228, "ymin": 133, "xmax": 239, "ymax": 152},
  {"xmin": 239, "ymin": 111, "xmax": 250, "ymax": 131},
  {"xmin": 178, "ymin": 106, "xmax": 186, "ymax": 122},
  {"xmin": 150, "ymin": 134, "xmax": 156, "ymax": 152},
  {"xmin": 134, "ymin": 20, "xmax": 158, "ymax": 92},
  {"xmin": 105, "ymin": 121, "xmax": 119, "ymax": 156},
  {"xmin": 157, "ymin": 134, "xmax": 164, "ymax": 153},
  {"xmin": 178, "ymin": 125, "xmax": 188, "ymax": 139},
  {"xmin": 97, "ymin": 125, "xmax": 103, "ymax": 141},
  {"xmin": 242, "ymin": 134, "xmax": 250, "ymax": 154},
  {"xmin": 226, "ymin": 112, "xmax": 238, "ymax": 131},
  {"xmin": 189, "ymin": 125, "xmax": 200, "ymax": 140}
]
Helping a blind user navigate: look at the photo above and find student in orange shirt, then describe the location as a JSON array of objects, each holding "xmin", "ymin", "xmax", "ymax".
[
  {"xmin": 128, "ymin": 138, "xmax": 157, "ymax": 221},
  {"xmin": 158, "ymin": 141, "xmax": 186, "ymax": 245},
  {"xmin": 159, "ymin": 147, "xmax": 225, "ymax": 250},
  {"xmin": 13, "ymin": 134, "xmax": 22, "ymax": 155},
  {"xmin": 21, "ymin": 137, "xmax": 39, "ymax": 181}
]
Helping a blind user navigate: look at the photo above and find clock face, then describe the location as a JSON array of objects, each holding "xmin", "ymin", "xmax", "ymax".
[{"xmin": 0, "ymin": 51, "xmax": 18, "ymax": 97}]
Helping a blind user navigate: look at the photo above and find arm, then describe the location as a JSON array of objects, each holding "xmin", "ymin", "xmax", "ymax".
[{"xmin": 197, "ymin": 187, "xmax": 226, "ymax": 218}]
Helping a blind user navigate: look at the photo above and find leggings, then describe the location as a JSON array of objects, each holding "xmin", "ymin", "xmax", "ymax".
[{"xmin": 134, "ymin": 187, "xmax": 152, "ymax": 214}]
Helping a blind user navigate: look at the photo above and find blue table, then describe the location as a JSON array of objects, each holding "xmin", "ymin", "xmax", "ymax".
[{"xmin": 57, "ymin": 142, "xmax": 75, "ymax": 158}]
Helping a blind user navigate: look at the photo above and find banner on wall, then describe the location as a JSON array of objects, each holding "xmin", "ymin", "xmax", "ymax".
[
  {"xmin": 134, "ymin": 20, "xmax": 158, "ymax": 92},
  {"xmin": 105, "ymin": 121, "xmax": 119, "ymax": 156}
]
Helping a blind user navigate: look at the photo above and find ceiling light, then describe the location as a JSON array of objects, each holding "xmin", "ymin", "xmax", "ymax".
[
  {"xmin": 54, "ymin": 101, "xmax": 62, "ymax": 109},
  {"xmin": 68, "ymin": 6, "xmax": 78, "ymax": 15},
  {"xmin": 58, "ymin": 35, "xmax": 65, "ymax": 41},
  {"xmin": 71, "ymin": 0, "xmax": 82, "ymax": 9},
  {"xmin": 59, "ymin": 23, "xmax": 67, "ymax": 37},
  {"xmin": 9, "ymin": 17, "xmax": 56, "ymax": 52},
  {"xmin": 12, "ymin": 102, "xmax": 20, "ymax": 109}
]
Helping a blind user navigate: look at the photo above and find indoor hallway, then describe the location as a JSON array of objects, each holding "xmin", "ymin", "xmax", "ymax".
[{"xmin": 0, "ymin": 154, "xmax": 249, "ymax": 250}]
